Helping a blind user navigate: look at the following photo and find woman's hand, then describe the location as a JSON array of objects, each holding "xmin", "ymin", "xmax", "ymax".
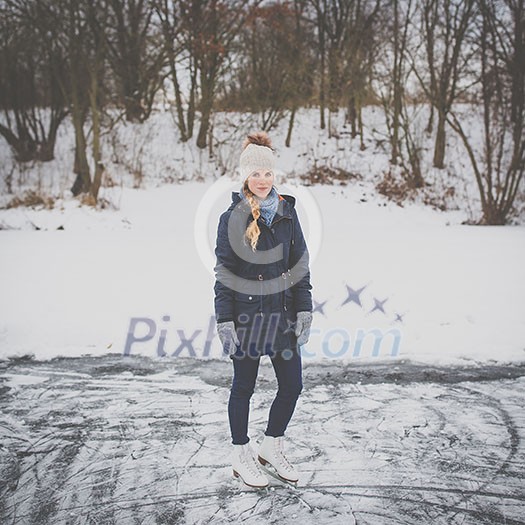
[
  {"xmin": 295, "ymin": 311, "xmax": 313, "ymax": 346},
  {"xmin": 217, "ymin": 321, "xmax": 240, "ymax": 356}
]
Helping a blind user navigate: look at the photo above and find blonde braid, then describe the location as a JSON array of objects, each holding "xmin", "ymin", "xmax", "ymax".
[{"xmin": 243, "ymin": 181, "xmax": 261, "ymax": 251}]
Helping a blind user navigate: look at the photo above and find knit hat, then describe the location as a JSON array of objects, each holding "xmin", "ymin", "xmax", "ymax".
[{"xmin": 239, "ymin": 132, "xmax": 275, "ymax": 181}]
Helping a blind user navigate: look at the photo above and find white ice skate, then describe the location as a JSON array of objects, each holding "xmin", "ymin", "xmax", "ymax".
[
  {"xmin": 257, "ymin": 435, "xmax": 299, "ymax": 484},
  {"xmin": 231, "ymin": 443, "xmax": 269, "ymax": 488}
]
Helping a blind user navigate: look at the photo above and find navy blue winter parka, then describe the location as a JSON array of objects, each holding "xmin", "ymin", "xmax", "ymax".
[{"xmin": 214, "ymin": 190, "xmax": 313, "ymax": 357}]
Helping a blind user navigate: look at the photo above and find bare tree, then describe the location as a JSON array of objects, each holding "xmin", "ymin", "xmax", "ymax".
[
  {"xmin": 307, "ymin": 0, "xmax": 327, "ymax": 129},
  {"xmin": 226, "ymin": 1, "xmax": 314, "ymax": 137},
  {"xmin": 377, "ymin": 0, "xmax": 412, "ymax": 166},
  {"xmin": 340, "ymin": 0, "xmax": 381, "ymax": 149},
  {"xmin": 104, "ymin": 0, "xmax": 166, "ymax": 122},
  {"xmin": 305, "ymin": 0, "xmax": 382, "ymax": 142},
  {"xmin": 376, "ymin": 0, "xmax": 426, "ymax": 187},
  {"xmin": 285, "ymin": 0, "xmax": 317, "ymax": 147},
  {"xmin": 308, "ymin": 0, "xmax": 353, "ymax": 136},
  {"xmin": 184, "ymin": 0, "xmax": 259, "ymax": 150},
  {"xmin": 239, "ymin": 4, "xmax": 290, "ymax": 130},
  {"xmin": 0, "ymin": 0, "xmax": 68, "ymax": 162},
  {"xmin": 411, "ymin": 0, "xmax": 477, "ymax": 169},
  {"xmin": 38, "ymin": 0, "xmax": 110, "ymax": 201},
  {"xmin": 154, "ymin": 0, "xmax": 196, "ymax": 141},
  {"xmin": 447, "ymin": 0, "xmax": 524, "ymax": 224}
]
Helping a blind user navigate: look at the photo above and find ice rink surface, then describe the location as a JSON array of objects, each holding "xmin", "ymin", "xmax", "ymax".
[{"xmin": 1, "ymin": 354, "xmax": 524, "ymax": 524}]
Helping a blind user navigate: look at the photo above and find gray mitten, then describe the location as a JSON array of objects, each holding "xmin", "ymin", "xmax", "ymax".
[
  {"xmin": 295, "ymin": 311, "xmax": 313, "ymax": 346},
  {"xmin": 217, "ymin": 321, "xmax": 240, "ymax": 356}
]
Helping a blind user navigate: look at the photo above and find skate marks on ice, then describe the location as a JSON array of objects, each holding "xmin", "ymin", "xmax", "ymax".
[
  {"xmin": 291, "ymin": 380, "xmax": 525, "ymax": 525},
  {"xmin": 0, "ymin": 356, "xmax": 354, "ymax": 524},
  {"xmin": 0, "ymin": 355, "xmax": 523, "ymax": 525}
]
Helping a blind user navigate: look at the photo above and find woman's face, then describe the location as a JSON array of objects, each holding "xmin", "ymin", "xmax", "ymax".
[{"xmin": 247, "ymin": 169, "xmax": 274, "ymax": 199}]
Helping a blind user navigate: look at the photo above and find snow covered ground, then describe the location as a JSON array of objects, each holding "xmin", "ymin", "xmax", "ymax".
[{"xmin": 0, "ymin": 176, "xmax": 524, "ymax": 365}]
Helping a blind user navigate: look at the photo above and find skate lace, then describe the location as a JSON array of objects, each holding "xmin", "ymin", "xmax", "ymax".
[
  {"xmin": 276, "ymin": 438, "xmax": 294, "ymax": 471},
  {"xmin": 242, "ymin": 447, "xmax": 263, "ymax": 477}
]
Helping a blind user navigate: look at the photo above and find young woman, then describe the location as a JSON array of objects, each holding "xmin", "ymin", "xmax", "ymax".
[{"xmin": 213, "ymin": 131, "xmax": 313, "ymax": 488}]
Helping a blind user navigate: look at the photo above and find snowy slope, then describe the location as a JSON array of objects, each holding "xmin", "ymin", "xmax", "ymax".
[{"xmin": 0, "ymin": 106, "xmax": 524, "ymax": 364}]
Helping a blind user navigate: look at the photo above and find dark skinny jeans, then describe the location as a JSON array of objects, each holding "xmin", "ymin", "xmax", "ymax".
[{"xmin": 228, "ymin": 346, "xmax": 303, "ymax": 445}]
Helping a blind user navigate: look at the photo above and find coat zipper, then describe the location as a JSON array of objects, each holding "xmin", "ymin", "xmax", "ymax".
[{"xmin": 256, "ymin": 214, "xmax": 294, "ymax": 318}]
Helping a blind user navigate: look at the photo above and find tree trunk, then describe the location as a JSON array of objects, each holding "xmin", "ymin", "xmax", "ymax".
[
  {"xmin": 90, "ymin": 72, "xmax": 103, "ymax": 201},
  {"xmin": 187, "ymin": 66, "xmax": 198, "ymax": 139},
  {"xmin": 285, "ymin": 106, "xmax": 296, "ymax": 147},
  {"xmin": 0, "ymin": 124, "xmax": 34, "ymax": 162},
  {"xmin": 318, "ymin": 13, "xmax": 326, "ymax": 130},
  {"xmin": 196, "ymin": 75, "xmax": 213, "ymax": 150},
  {"xmin": 358, "ymin": 98, "xmax": 365, "ymax": 151},
  {"xmin": 37, "ymin": 110, "xmax": 65, "ymax": 162},
  {"xmin": 170, "ymin": 62, "xmax": 189, "ymax": 141},
  {"xmin": 70, "ymin": 102, "xmax": 91, "ymax": 196},
  {"xmin": 433, "ymin": 108, "xmax": 446, "ymax": 168},
  {"xmin": 391, "ymin": 0, "xmax": 401, "ymax": 164},
  {"xmin": 347, "ymin": 94, "xmax": 357, "ymax": 137},
  {"xmin": 426, "ymin": 103, "xmax": 434, "ymax": 134},
  {"xmin": 37, "ymin": 139, "xmax": 55, "ymax": 162},
  {"xmin": 124, "ymin": 94, "xmax": 145, "ymax": 123}
]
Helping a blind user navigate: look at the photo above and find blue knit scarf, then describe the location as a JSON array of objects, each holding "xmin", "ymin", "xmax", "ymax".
[{"xmin": 240, "ymin": 186, "xmax": 280, "ymax": 226}]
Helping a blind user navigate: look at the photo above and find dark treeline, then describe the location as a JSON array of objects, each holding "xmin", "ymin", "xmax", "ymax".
[{"xmin": 0, "ymin": 0, "xmax": 523, "ymax": 224}]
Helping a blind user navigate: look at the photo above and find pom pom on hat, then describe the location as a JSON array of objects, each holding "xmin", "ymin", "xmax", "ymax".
[{"xmin": 239, "ymin": 131, "xmax": 275, "ymax": 181}]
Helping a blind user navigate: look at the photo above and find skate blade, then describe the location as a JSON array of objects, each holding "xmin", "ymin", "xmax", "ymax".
[
  {"xmin": 257, "ymin": 458, "xmax": 299, "ymax": 486},
  {"xmin": 232, "ymin": 469, "xmax": 269, "ymax": 489}
]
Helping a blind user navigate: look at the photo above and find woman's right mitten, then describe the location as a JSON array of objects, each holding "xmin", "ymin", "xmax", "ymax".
[{"xmin": 216, "ymin": 321, "xmax": 240, "ymax": 356}]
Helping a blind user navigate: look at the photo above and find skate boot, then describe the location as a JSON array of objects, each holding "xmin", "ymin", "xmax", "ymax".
[
  {"xmin": 232, "ymin": 443, "xmax": 269, "ymax": 488},
  {"xmin": 257, "ymin": 435, "xmax": 299, "ymax": 483}
]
